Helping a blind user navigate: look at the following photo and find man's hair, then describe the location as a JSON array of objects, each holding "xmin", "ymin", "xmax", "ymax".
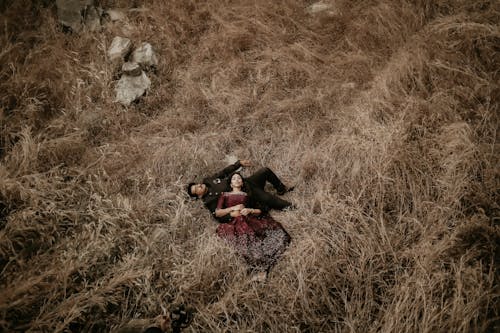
[{"xmin": 186, "ymin": 182, "xmax": 197, "ymax": 198}]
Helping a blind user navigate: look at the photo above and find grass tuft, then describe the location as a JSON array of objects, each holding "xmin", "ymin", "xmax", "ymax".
[{"xmin": 0, "ymin": 0, "xmax": 498, "ymax": 332}]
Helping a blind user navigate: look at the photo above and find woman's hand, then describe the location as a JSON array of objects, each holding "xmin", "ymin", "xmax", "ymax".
[
  {"xmin": 231, "ymin": 204, "xmax": 244, "ymax": 211},
  {"xmin": 216, "ymin": 204, "xmax": 244, "ymax": 217},
  {"xmin": 230, "ymin": 210, "xmax": 241, "ymax": 217},
  {"xmin": 228, "ymin": 204, "xmax": 244, "ymax": 217},
  {"xmin": 241, "ymin": 208, "xmax": 261, "ymax": 216}
]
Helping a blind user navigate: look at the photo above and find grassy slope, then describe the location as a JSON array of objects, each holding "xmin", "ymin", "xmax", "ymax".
[{"xmin": 0, "ymin": 0, "xmax": 498, "ymax": 332}]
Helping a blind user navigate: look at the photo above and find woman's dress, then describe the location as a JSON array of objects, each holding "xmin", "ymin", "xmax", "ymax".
[{"xmin": 216, "ymin": 192, "xmax": 291, "ymax": 270}]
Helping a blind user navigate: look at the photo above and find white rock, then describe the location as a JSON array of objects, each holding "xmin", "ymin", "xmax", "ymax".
[
  {"xmin": 122, "ymin": 62, "xmax": 141, "ymax": 77},
  {"xmin": 131, "ymin": 42, "xmax": 158, "ymax": 68},
  {"xmin": 105, "ymin": 9, "xmax": 127, "ymax": 22},
  {"xmin": 108, "ymin": 36, "xmax": 132, "ymax": 62},
  {"xmin": 115, "ymin": 71, "xmax": 151, "ymax": 106},
  {"xmin": 307, "ymin": 1, "xmax": 334, "ymax": 14}
]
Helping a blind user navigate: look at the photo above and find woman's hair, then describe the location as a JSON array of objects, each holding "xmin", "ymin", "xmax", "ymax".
[{"xmin": 230, "ymin": 172, "xmax": 251, "ymax": 196}]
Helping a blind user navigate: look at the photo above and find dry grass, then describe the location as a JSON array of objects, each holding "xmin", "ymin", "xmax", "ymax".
[{"xmin": 0, "ymin": 0, "xmax": 498, "ymax": 332}]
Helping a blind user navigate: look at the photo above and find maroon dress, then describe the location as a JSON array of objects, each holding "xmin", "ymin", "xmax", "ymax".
[{"xmin": 216, "ymin": 192, "xmax": 291, "ymax": 270}]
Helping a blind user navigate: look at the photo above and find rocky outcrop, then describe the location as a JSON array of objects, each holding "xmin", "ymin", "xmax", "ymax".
[
  {"xmin": 84, "ymin": 5, "xmax": 101, "ymax": 31},
  {"xmin": 122, "ymin": 62, "xmax": 142, "ymax": 77},
  {"xmin": 58, "ymin": 1, "xmax": 160, "ymax": 106},
  {"xmin": 114, "ymin": 71, "xmax": 151, "ymax": 106},
  {"xmin": 56, "ymin": 0, "xmax": 102, "ymax": 32},
  {"xmin": 131, "ymin": 43, "xmax": 159, "ymax": 68},
  {"xmin": 108, "ymin": 37, "xmax": 132, "ymax": 62},
  {"xmin": 109, "ymin": 39, "xmax": 159, "ymax": 106}
]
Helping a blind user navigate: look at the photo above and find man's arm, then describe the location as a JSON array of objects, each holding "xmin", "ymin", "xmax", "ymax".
[
  {"xmin": 203, "ymin": 197, "xmax": 232, "ymax": 223},
  {"xmin": 212, "ymin": 159, "xmax": 251, "ymax": 179}
]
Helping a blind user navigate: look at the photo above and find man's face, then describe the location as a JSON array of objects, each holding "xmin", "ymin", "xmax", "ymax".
[
  {"xmin": 191, "ymin": 183, "xmax": 207, "ymax": 197},
  {"xmin": 154, "ymin": 314, "xmax": 170, "ymax": 332}
]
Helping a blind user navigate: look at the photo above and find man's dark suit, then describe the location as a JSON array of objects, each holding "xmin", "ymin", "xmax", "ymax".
[{"xmin": 200, "ymin": 161, "xmax": 291, "ymax": 222}]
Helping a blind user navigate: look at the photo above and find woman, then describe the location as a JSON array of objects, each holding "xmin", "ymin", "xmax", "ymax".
[{"xmin": 215, "ymin": 173, "xmax": 291, "ymax": 280}]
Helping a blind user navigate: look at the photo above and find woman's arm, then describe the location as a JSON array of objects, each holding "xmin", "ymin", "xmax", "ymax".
[
  {"xmin": 215, "ymin": 193, "xmax": 244, "ymax": 217},
  {"xmin": 215, "ymin": 205, "xmax": 243, "ymax": 217}
]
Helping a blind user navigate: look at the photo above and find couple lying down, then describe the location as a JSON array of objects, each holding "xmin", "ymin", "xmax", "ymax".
[{"xmin": 187, "ymin": 160, "xmax": 294, "ymax": 281}]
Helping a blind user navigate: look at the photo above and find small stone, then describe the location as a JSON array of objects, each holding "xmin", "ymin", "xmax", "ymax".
[
  {"xmin": 108, "ymin": 36, "xmax": 132, "ymax": 62},
  {"xmin": 84, "ymin": 5, "xmax": 101, "ymax": 31},
  {"xmin": 307, "ymin": 1, "xmax": 334, "ymax": 15},
  {"xmin": 115, "ymin": 71, "xmax": 151, "ymax": 106},
  {"xmin": 122, "ymin": 62, "xmax": 142, "ymax": 77},
  {"xmin": 105, "ymin": 9, "xmax": 127, "ymax": 22},
  {"xmin": 131, "ymin": 42, "xmax": 158, "ymax": 68}
]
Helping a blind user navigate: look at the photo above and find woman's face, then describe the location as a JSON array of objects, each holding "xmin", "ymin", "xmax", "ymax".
[{"xmin": 230, "ymin": 173, "xmax": 243, "ymax": 189}]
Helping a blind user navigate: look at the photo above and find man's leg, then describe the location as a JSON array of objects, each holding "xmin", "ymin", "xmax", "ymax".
[
  {"xmin": 246, "ymin": 167, "xmax": 287, "ymax": 193},
  {"xmin": 250, "ymin": 187, "xmax": 292, "ymax": 211}
]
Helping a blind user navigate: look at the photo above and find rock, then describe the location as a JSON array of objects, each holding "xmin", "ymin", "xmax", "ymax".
[
  {"xmin": 84, "ymin": 5, "xmax": 101, "ymax": 31},
  {"xmin": 122, "ymin": 62, "xmax": 142, "ymax": 77},
  {"xmin": 108, "ymin": 36, "xmax": 132, "ymax": 62},
  {"xmin": 56, "ymin": 0, "xmax": 99, "ymax": 32},
  {"xmin": 115, "ymin": 71, "xmax": 151, "ymax": 106},
  {"xmin": 130, "ymin": 42, "xmax": 158, "ymax": 68},
  {"xmin": 307, "ymin": 1, "xmax": 334, "ymax": 15},
  {"xmin": 128, "ymin": 7, "xmax": 150, "ymax": 13},
  {"xmin": 225, "ymin": 155, "xmax": 239, "ymax": 165},
  {"xmin": 105, "ymin": 9, "xmax": 127, "ymax": 22}
]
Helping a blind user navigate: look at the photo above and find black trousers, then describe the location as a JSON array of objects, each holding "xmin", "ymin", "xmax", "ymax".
[{"xmin": 245, "ymin": 168, "xmax": 291, "ymax": 210}]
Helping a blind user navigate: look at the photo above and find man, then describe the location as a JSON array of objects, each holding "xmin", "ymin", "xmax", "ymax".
[{"xmin": 187, "ymin": 159, "xmax": 293, "ymax": 222}]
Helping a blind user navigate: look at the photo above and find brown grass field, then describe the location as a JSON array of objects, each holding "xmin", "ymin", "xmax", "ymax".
[{"xmin": 0, "ymin": 0, "xmax": 499, "ymax": 332}]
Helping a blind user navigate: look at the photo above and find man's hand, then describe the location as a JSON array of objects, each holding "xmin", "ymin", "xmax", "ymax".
[{"xmin": 239, "ymin": 159, "xmax": 252, "ymax": 167}]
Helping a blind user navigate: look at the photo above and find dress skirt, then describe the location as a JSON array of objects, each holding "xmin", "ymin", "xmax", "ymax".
[{"xmin": 216, "ymin": 214, "xmax": 291, "ymax": 269}]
